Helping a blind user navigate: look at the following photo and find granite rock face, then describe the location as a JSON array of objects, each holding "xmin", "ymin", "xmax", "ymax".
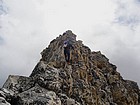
[{"xmin": 1, "ymin": 30, "xmax": 140, "ymax": 105}]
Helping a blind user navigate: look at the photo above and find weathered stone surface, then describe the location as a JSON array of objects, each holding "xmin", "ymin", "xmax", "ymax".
[
  {"xmin": 2, "ymin": 30, "xmax": 140, "ymax": 105},
  {"xmin": 0, "ymin": 88, "xmax": 13, "ymax": 105},
  {"xmin": 16, "ymin": 84, "xmax": 61, "ymax": 105},
  {"xmin": 3, "ymin": 75, "xmax": 35, "ymax": 94}
]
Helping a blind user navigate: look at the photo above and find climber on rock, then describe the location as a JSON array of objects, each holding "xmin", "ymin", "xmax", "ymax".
[{"xmin": 63, "ymin": 40, "xmax": 74, "ymax": 64}]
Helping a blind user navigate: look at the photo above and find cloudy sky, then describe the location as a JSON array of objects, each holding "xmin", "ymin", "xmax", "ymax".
[{"xmin": 0, "ymin": 0, "xmax": 140, "ymax": 87}]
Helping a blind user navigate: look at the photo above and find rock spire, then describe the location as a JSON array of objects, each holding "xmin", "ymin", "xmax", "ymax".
[{"xmin": 0, "ymin": 30, "xmax": 140, "ymax": 105}]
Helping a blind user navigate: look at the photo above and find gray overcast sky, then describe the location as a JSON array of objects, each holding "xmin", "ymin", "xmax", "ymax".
[{"xmin": 0, "ymin": 0, "xmax": 140, "ymax": 87}]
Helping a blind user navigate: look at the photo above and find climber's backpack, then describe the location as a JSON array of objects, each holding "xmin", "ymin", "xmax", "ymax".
[{"xmin": 64, "ymin": 41, "xmax": 69, "ymax": 48}]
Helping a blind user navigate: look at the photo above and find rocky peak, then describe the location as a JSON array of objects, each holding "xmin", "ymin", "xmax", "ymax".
[
  {"xmin": 1, "ymin": 30, "xmax": 140, "ymax": 105},
  {"xmin": 40, "ymin": 30, "xmax": 77, "ymax": 63}
]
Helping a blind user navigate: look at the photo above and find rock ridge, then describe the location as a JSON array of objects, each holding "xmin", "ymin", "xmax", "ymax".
[{"xmin": 0, "ymin": 30, "xmax": 140, "ymax": 105}]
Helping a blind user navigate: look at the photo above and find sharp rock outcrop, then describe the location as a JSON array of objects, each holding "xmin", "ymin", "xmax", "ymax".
[{"xmin": 1, "ymin": 30, "xmax": 140, "ymax": 105}]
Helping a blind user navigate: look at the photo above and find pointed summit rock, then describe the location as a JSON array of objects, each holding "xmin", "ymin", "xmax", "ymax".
[{"xmin": 1, "ymin": 30, "xmax": 140, "ymax": 105}]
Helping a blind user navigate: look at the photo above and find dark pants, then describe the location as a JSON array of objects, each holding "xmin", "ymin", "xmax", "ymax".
[{"xmin": 64, "ymin": 49, "xmax": 70, "ymax": 62}]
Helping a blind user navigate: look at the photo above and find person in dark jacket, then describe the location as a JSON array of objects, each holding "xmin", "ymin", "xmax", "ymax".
[{"xmin": 63, "ymin": 40, "xmax": 74, "ymax": 64}]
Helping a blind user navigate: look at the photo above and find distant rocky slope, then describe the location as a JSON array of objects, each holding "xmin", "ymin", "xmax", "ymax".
[{"xmin": 0, "ymin": 30, "xmax": 140, "ymax": 105}]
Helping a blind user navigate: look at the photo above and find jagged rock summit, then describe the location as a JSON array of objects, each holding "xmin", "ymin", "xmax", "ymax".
[{"xmin": 0, "ymin": 30, "xmax": 140, "ymax": 105}]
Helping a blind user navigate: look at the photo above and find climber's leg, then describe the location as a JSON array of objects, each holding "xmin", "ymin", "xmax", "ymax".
[{"xmin": 67, "ymin": 51, "xmax": 70, "ymax": 63}]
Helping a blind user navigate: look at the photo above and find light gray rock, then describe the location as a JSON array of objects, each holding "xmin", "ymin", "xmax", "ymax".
[
  {"xmin": 3, "ymin": 75, "xmax": 35, "ymax": 94},
  {"xmin": 0, "ymin": 97, "xmax": 10, "ymax": 105},
  {"xmin": 0, "ymin": 88, "xmax": 12, "ymax": 105},
  {"xmin": 17, "ymin": 84, "xmax": 61, "ymax": 105}
]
